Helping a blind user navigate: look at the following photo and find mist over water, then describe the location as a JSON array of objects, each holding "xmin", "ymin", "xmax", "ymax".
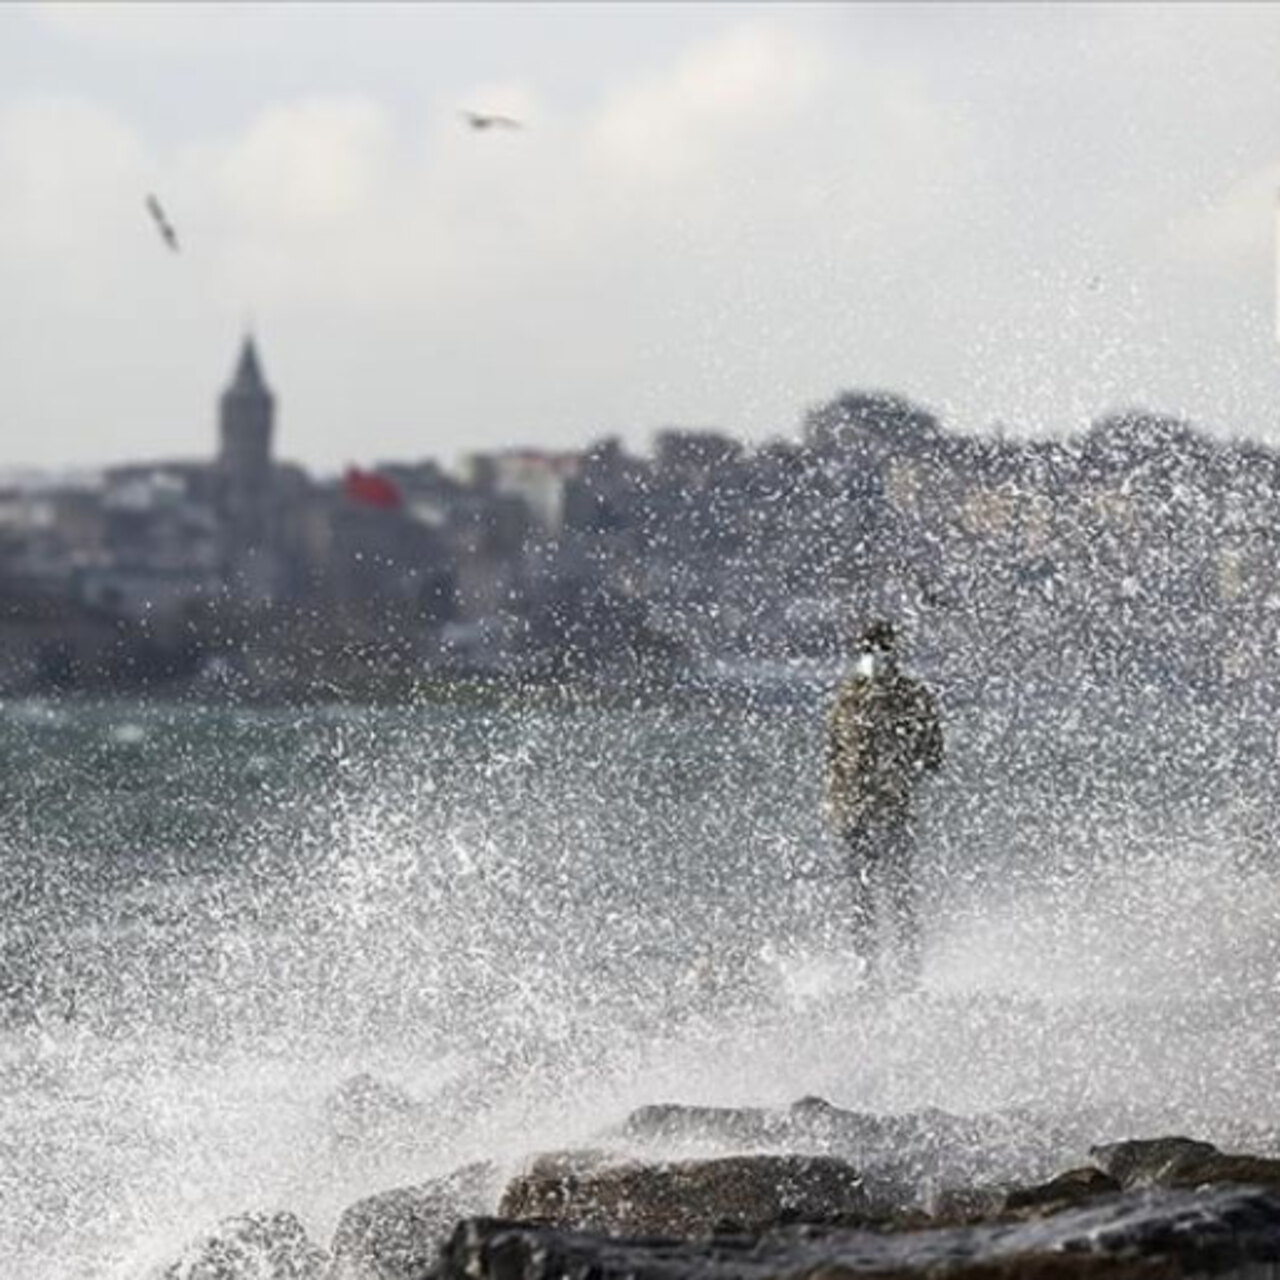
[{"xmin": 2, "ymin": 688, "xmax": 1278, "ymax": 1279}]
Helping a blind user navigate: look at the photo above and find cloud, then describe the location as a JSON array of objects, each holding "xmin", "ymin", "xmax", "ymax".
[
  {"xmin": 0, "ymin": 13, "xmax": 986, "ymax": 466},
  {"xmin": 212, "ymin": 97, "xmax": 395, "ymax": 229},
  {"xmin": 9, "ymin": 6, "xmax": 1280, "ymax": 468},
  {"xmin": 0, "ymin": 14, "xmax": 963, "ymax": 304},
  {"xmin": 31, "ymin": 1, "xmax": 241, "ymax": 53},
  {"xmin": 587, "ymin": 22, "xmax": 828, "ymax": 187},
  {"xmin": 0, "ymin": 94, "xmax": 152, "ymax": 292}
]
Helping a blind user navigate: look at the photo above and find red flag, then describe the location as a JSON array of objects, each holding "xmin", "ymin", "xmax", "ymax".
[{"xmin": 344, "ymin": 467, "xmax": 402, "ymax": 510}]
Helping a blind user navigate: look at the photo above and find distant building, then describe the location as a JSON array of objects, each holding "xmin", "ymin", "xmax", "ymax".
[
  {"xmin": 217, "ymin": 335, "xmax": 280, "ymax": 599},
  {"xmin": 76, "ymin": 463, "xmax": 222, "ymax": 615},
  {"xmin": 653, "ymin": 429, "xmax": 742, "ymax": 480},
  {"xmin": 462, "ymin": 449, "xmax": 580, "ymax": 532},
  {"xmin": 803, "ymin": 391, "xmax": 942, "ymax": 461}
]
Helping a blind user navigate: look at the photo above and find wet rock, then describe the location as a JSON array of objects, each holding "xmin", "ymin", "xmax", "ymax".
[
  {"xmin": 1088, "ymin": 1137, "xmax": 1228, "ymax": 1189},
  {"xmin": 329, "ymin": 1161, "xmax": 497, "ymax": 1280},
  {"xmin": 1004, "ymin": 1165, "xmax": 1122, "ymax": 1211},
  {"xmin": 616, "ymin": 1097, "xmax": 939, "ymax": 1155},
  {"xmin": 498, "ymin": 1152, "xmax": 907, "ymax": 1235},
  {"xmin": 924, "ymin": 1168, "xmax": 1121, "ymax": 1226},
  {"xmin": 511, "ymin": 1149, "xmax": 621, "ymax": 1182},
  {"xmin": 1091, "ymin": 1136, "xmax": 1280, "ymax": 1192},
  {"xmin": 438, "ymin": 1184, "xmax": 1280, "ymax": 1279},
  {"xmin": 613, "ymin": 1099, "xmax": 1068, "ymax": 1189},
  {"xmin": 791, "ymin": 1095, "xmax": 842, "ymax": 1114},
  {"xmin": 1089, "ymin": 1137, "xmax": 1220, "ymax": 1188},
  {"xmin": 618, "ymin": 1103, "xmax": 788, "ymax": 1148},
  {"xmin": 926, "ymin": 1184, "xmax": 1009, "ymax": 1223},
  {"xmin": 1166, "ymin": 1152, "xmax": 1280, "ymax": 1189},
  {"xmin": 157, "ymin": 1211, "xmax": 327, "ymax": 1280}
]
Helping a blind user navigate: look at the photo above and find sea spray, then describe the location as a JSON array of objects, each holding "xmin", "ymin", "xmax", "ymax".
[{"xmin": 1, "ymin": 691, "xmax": 1278, "ymax": 1278}]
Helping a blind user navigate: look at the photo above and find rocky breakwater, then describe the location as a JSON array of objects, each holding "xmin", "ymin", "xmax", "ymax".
[
  {"xmin": 444, "ymin": 1185, "xmax": 1280, "ymax": 1280},
  {"xmin": 155, "ymin": 1096, "xmax": 1280, "ymax": 1279}
]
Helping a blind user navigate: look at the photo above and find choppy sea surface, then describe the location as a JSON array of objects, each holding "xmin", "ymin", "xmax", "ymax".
[{"xmin": 2, "ymin": 687, "xmax": 1279, "ymax": 1278}]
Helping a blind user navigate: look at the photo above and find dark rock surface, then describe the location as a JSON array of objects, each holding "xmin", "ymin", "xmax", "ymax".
[
  {"xmin": 1091, "ymin": 1136, "xmax": 1280, "ymax": 1193},
  {"xmin": 438, "ymin": 1184, "xmax": 1280, "ymax": 1279},
  {"xmin": 1003, "ymin": 1166, "xmax": 1123, "ymax": 1212},
  {"xmin": 156, "ymin": 1211, "xmax": 328, "ymax": 1280},
  {"xmin": 160, "ymin": 1103, "xmax": 1280, "ymax": 1280},
  {"xmin": 932, "ymin": 1167, "xmax": 1125, "ymax": 1223},
  {"xmin": 1089, "ymin": 1138, "xmax": 1223, "ymax": 1189},
  {"xmin": 329, "ymin": 1161, "xmax": 497, "ymax": 1280},
  {"xmin": 499, "ymin": 1152, "xmax": 906, "ymax": 1236},
  {"xmin": 1169, "ymin": 1153, "xmax": 1280, "ymax": 1189}
]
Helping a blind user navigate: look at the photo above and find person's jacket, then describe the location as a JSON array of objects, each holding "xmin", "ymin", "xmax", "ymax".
[{"xmin": 826, "ymin": 667, "xmax": 942, "ymax": 832}]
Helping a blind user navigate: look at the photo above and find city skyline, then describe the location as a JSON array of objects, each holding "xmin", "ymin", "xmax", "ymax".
[{"xmin": 5, "ymin": 3, "xmax": 1280, "ymax": 471}]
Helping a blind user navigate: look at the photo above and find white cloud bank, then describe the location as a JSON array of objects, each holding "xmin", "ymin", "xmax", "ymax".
[{"xmin": 3, "ymin": 5, "xmax": 1280, "ymax": 468}]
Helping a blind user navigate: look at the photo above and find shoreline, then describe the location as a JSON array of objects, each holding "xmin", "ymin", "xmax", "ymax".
[{"xmin": 154, "ymin": 1097, "xmax": 1280, "ymax": 1280}]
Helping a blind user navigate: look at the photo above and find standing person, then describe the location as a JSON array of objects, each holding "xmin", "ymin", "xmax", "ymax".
[{"xmin": 825, "ymin": 620, "xmax": 943, "ymax": 987}]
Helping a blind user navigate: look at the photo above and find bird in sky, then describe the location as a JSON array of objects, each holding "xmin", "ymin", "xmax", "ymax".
[
  {"xmin": 461, "ymin": 110, "xmax": 522, "ymax": 132},
  {"xmin": 145, "ymin": 194, "xmax": 179, "ymax": 252}
]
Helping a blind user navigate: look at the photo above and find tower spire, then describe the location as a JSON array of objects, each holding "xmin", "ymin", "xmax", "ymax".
[
  {"xmin": 228, "ymin": 333, "xmax": 271, "ymax": 398},
  {"xmin": 218, "ymin": 332, "xmax": 277, "ymax": 596}
]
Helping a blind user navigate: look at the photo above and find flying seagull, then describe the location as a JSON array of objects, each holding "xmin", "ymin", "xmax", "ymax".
[
  {"xmin": 145, "ymin": 193, "xmax": 179, "ymax": 252},
  {"xmin": 461, "ymin": 110, "xmax": 522, "ymax": 131}
]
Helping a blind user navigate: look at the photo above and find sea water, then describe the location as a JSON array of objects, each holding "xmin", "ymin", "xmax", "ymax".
[{"xmin": 1, "ymin": 688, "xmax": 1278, "ymax": 1278}]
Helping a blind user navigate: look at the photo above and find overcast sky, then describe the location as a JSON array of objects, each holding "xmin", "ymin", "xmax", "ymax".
[{"xmin": 4, "ymin": 2, "xmax": 1280, "ymax": 474}]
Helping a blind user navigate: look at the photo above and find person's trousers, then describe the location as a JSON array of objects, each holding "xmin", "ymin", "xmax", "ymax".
[{"xmin": 842, "ymin": 818, "xmax": 919, "ymax": 986}]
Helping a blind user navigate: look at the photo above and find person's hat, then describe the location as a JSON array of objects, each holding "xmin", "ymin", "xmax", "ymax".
[{"xmin": 858, "ymin": 619, "xmax": 898, "ymax": 653}]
